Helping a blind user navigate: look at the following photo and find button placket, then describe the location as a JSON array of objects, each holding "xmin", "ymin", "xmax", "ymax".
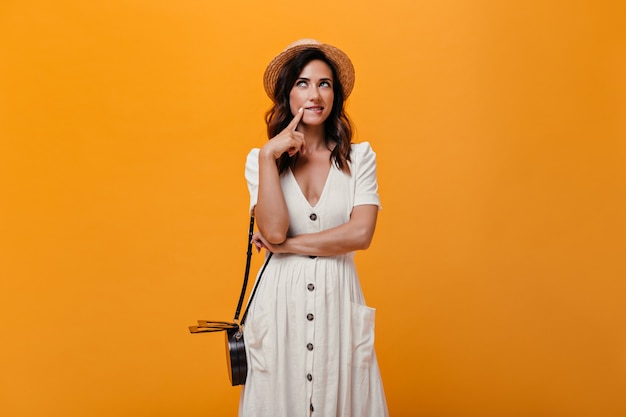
[
  {"xmin": 308, "ymin": 213, "xmax": 319, "ymax": 259},
  {"xmin": 304, "ymin": 259, "xmax": 316, "ymax": 406}
]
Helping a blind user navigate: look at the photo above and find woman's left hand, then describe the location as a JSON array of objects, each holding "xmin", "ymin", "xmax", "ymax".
[{"xmin": 251, "ymin": 232, "xmax": 287, "ymax": 254}]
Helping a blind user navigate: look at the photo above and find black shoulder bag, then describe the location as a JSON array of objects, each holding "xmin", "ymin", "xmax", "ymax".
[{"xmin": 188, "ymin": 216, "xmax": 272, "ymax": 386}]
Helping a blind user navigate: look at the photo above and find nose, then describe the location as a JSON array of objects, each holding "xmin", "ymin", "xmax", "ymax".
[{"xmin": 308, "ymin": 86, "xmax": 320, "ymax": 101}]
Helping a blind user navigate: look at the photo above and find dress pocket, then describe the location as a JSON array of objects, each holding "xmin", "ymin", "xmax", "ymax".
[
  {"xmin": 244, "ymin": 313, "xmax": 270, "ymax": 373},
  {"xmin": 350, "ymin": 302, "xmax": 376, "ymax": 369}
]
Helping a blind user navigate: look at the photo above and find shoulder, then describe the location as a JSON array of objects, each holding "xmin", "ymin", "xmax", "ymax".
[
  {"xmin": 246, "ymin": 148, "xmax": 260, "ymax": 166},
  {"xmin": 350, "ymin": 142, "xmax": 376, "ymax": 157},
  {"xmin": 350, "ymin": 141, "xmax": 375, "ymax": 155},
  {"xmin": 350, "ymin": 142, "xmax": 377, "ymax": 165},
  {"xmin": 247, "ymin": 148, "xmax": 260, "ymax": 159}
]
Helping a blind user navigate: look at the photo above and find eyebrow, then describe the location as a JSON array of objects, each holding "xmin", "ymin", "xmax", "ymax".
[{"xmin": 297, "ymin": 77, "xmax": 333, "ymax": 83}]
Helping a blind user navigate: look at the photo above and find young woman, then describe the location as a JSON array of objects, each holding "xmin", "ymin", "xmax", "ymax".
[{"xmin": 241, "ymin": 39, "xmax": 388, "ymax": 417}]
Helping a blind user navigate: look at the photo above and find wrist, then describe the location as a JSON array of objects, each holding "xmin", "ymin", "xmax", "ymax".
[{"xmin": 259, "ymin": 146, "xmax": 279, "ymax": 161}]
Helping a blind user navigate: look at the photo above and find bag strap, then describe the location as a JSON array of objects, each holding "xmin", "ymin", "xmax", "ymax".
[
  {"xmin": 233, "ymin": 216, "xmax": 272, "ymax": 325},
  {"xmin": 188, "ymin": 216, "xmax": 272, "ymax": 334},
  {"xmin": 232, "ymin": 217, "xmax": 255, "ymax": 322},
  {"xmin": 240, "ymin": 251, "xmax": 272, "ymax": 326}
]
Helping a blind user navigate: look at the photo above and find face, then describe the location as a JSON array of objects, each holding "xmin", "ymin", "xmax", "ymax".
[{"xmin": 289, "ymin": 59, "xmax": 335, "ymax": 127}]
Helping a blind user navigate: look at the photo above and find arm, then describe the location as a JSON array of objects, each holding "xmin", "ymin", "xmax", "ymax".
[
  {"xmin": 254, "ymin": 108, "xmax": 306, "ymax": 244},
  {"xmin": 255, "ymin": 149, "xmax": 290, "ymax": 243},
  {"xmin": 253, "ymin": 204, "xmax": 378, "ymax": 256}
]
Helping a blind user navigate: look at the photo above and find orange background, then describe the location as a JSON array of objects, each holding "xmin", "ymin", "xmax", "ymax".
[{"xmin": 1, "ymin": 1, "xmax": 625, "ymax": 416}]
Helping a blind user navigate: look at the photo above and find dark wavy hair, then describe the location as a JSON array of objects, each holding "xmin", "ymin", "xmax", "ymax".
[{"xmin": 265, "ymin": 49, "xmax": 353, "ymax": 175}]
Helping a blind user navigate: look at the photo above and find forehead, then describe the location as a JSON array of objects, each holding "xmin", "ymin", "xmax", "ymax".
[{"xmin": 298, "ymin": 59, "xmax": 334, "ymax": 79}]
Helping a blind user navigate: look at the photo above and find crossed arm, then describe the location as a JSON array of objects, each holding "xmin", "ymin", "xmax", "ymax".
[{"xmin": 252, "ymin": 204, "xmax": 378, "ymax": 257}]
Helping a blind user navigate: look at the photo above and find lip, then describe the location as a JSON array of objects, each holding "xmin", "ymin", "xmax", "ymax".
[{"xmin": 305, "ymin": 106, "xmax": 324, "ymax": 112}]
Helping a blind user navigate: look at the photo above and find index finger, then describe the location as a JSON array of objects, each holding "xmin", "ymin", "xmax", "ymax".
[{"xmin": 286, "ymin": 107, "xmax": 304, "ymax": 131}]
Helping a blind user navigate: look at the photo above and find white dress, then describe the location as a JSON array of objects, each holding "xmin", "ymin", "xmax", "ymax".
[{"xmin": 239, "ymin": 142, "xmax": 389, "ymax": 417}]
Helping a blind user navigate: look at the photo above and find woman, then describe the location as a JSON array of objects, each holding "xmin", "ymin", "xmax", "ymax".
[{"xmin": 241, "ymin": 39, "xmax": 388, "ymax": 417}]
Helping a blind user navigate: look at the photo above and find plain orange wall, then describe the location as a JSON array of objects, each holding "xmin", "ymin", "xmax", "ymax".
[{"xmin": 1, "ymin": 1, "xmax": 625, "ymax": 416}]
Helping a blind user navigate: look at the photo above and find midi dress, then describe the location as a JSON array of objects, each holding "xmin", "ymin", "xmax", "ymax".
[{"xmin": 239, "ymin": 142, "xmax": 389, "ymax": 417}]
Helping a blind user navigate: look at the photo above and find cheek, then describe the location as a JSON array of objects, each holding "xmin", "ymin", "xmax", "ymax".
[
  {"xmin": 289, "ymin": 90, "xmax": 304, "ymax": 112},
  {"xmin": 324, "ymin": 92, "xmax": 335, "ymax": 109}
]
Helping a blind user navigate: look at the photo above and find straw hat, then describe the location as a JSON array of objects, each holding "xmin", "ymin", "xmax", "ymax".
[{"xmin": 263, "ymin": 39, "xmax": 355, "ymax": 101}]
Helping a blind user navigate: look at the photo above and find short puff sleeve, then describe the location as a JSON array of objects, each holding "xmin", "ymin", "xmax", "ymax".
[
  {"xmin": 245, "ymin": 148, "xmax": 260, "ymax": 214},
  {"xmin": 353, "ymin": 142, "xmax": 382, "ymax": 209}
]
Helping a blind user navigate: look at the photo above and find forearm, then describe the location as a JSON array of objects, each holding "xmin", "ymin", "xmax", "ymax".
[
  {"xmin": 281, "ymin": 205, "xmax": 378, "ymax": 256},
  {"xmin": 255, "ymin": 150, "xmax": 289, "ymax": 244}
]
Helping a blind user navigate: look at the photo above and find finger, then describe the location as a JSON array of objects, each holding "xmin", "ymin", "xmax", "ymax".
[
  {"xmin": 287, "ymin": 142, "xmax": 305, "ymax": 157},
  {"xmin": 284, "ymin": 130, "xmax": 306, "ymax": 157},
  {"xmin": 295, "ymin": 131, "xmax": 306, "ymax": 155},
  {"xmin": 286, "ymin": 107, "xmax": 304, "ymax": 131}
]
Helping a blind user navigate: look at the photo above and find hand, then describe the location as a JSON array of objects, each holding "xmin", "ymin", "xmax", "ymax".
[
  {"xmin": 251, "ymin": 232, "xmax": 287, "ymax": 254},
  {"xmin": 261, "ymin": 108, "xmax": 306, "ymax": 159}
]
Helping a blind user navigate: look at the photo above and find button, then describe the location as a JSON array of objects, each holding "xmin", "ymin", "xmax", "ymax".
[
  {"xmin": 309, "ymin": 255, "xmax": 317, "ymax": 259},
  {"xmin": 309, "ymin": 213, "xmax": 317, "ymax": 221},
  {"xmin": 307, "ymin": 283, "xmax": 315, "ymax": 291},
  {"xmin": 307, "ymin": 343, "xmax": 314, "ymax": 351},
  {"xmin": 306, "ymin": 373, "xmax": 313, "ymax": 381},
  {"xmin": 307, "ymin": 313, "xmax": 314, "ymax": 321}
]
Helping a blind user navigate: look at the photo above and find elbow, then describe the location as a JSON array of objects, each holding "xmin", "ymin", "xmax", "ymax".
[
  {"xmin": 259, "ymin": 226, "xmax": 287, "ymax": 245},
  {"xmin": 355, "ymin": 228, "xmax": 375, "ymax": 251},
  {"xmin": 256, "ymin": 211, "xmax": 289, "ymax": 244},
  {"xmin": 266, "ymin": 232, "xmax": 287, "ymax": 245},
  {"xmin": 357, "ymin": 239, "xmax": 372, "ymax": 251},
  {"xmin": 348, "ymin": 206, "xmax": 378, "ymax": 251}
]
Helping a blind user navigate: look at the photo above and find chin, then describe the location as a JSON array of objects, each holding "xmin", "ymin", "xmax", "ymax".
[
  {"xmin": 304, "ymin": 116, "xmax": 330, "ymax": 126},
  {"xmin": 303, "ymin": 118, "xmax": 324, "ymax": 124}
]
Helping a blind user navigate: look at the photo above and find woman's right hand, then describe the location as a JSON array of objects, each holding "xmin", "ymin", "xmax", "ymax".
[{"xmin": 260, "ymin": 107, "xmax": 305, "ymax": 159}]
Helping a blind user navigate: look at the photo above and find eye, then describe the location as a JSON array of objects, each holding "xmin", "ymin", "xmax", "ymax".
[
  {"xmin": 320, "ymin": 81, "xmax": 332, "ymax": 88},
  {"xmin": 295, "ymin": 80, "xmax": 308, "ymax": 87}
]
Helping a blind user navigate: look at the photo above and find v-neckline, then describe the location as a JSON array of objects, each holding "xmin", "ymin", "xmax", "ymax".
[{"xmin": 288, "ymin": 165, "xmax": 333, "ymax": 209}]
